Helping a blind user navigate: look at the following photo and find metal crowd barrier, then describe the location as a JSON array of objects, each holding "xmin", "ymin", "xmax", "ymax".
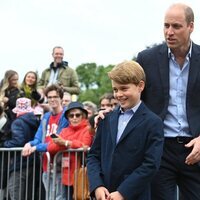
[{"xmin": 0, "ymin": 147, "xmax": 90, "ymax": 200}]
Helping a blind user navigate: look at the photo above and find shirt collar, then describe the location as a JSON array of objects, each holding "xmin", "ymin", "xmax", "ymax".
[
  {"xmin": 119, "ymin": 100, "xmax": 141, "ymax": 114},
  {"xmin": 168, "ymin": 41, "xmax": 192, "ymax": 59}
]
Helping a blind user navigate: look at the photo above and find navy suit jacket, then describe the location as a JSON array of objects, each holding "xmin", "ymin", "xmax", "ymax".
[
  {"xmin": 87, "ymin": 102, "xmax": 164, "ymax": 200},
  {"xmin": 137, "ymin": 42, "xmax": 200, "ymax": 137}
]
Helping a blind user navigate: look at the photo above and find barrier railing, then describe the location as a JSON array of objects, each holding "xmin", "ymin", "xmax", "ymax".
[
  {"xmin": 0, "ymin": 147, "xmax": 90, "ymax": 200},
  {"xmin": 0, "ymin": 147, "xmax": 180, "ymax": 200}
]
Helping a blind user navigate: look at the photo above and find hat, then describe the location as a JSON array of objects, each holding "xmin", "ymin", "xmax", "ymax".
[
  {"xmin": 64, "ymin": 102, "xmax": 88, "ymax": 119},
  {"xmin": 12, "ymin": 98, "xmax": 34, "ymax": 114}
]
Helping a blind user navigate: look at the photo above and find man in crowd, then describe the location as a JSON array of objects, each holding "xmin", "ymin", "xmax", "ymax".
[
  {"xmin": 22, "ymin": 84, "xmax": 69, "ymax": 199},
  {"xmin": 38, "ymin": 46, "xmax": 80, "ymax": 95}
]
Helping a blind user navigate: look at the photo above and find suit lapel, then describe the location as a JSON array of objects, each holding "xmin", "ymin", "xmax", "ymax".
[
  {"xmin": 158, "ymin": 44, "xmax": 170, "ymax": 95},
  {"xmin": 187, "ymin": 43, "xmax": 200, "ymax": 92},
  {"xmin": 109, "ymin": 109, "xmax": 120, "ymax": 146},
  {"xmin": 117, "ymin": 103, "xmax": 146, "ymax": 144}
]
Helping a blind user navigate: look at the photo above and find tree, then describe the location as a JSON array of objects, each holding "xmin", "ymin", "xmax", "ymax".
[
  {"xmin": 76, "ymin": 63, "xmax": 114, "ymax": 105},
  {"xmin": 76, "ymin": 63, "xmax": 97, "ymax": 90}
]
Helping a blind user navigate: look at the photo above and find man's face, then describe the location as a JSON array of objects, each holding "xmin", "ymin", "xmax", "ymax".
[
  {"xmin": 52, "ymin": 48, "xmax": 64, "ymax": 65},
  {"xmin": 47, "ymin": 90, "xmax": 62, "ymax": 110},
  {"xmin": 163, "ymin": 6, "xmax": 193, "ymax": 51}
]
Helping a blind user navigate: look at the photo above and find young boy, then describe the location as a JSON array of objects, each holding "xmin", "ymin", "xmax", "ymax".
[{"xmin": 87, "ymin": 61, "xmax": 164, "ymax": 200}]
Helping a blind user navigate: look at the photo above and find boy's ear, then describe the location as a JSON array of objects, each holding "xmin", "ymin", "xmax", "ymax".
[{"xmin": 138, "ymin": 80, "xmax": 145, "ymax": 92}]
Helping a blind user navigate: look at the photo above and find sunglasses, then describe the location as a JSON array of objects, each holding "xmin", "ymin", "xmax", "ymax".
[{"xmin": 68, "ymin": 113, "xmax": 82, "ymax": 118}]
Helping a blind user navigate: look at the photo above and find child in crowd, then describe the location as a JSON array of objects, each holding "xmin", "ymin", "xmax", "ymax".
[
  {"xmin": 99, "ymin": 93, "xmax": 113, "ymax": 110},
  {"xmin": 0, "ymin": 97, "xmax": 39, "ymax": 200}
]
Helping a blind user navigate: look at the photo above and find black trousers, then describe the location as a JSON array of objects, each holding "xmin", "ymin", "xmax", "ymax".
[{"xmin": 151, "ymin": 137, "xmax": 200, "ymax": 200}]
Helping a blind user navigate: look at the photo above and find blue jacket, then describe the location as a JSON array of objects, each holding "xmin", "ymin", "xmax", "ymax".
[
  {"xmin": 87, "ymin": 102, "xmax": 164, "ymax": 200},
  {"xmin": 29, "ymin": 107, "xmax": 69, "ymax": 152},
  {"xmin": 3, "ymin": 112, "xmax": 39, "ymax": 148},
  {"xmin": 3, "ymin": 112, "xmax": 39, "ymax": 172}
]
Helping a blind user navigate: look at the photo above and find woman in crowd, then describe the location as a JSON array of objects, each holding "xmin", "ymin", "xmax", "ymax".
[
  {"xmin": 20, "ymin": 71, "xmax": 44, "ymax": 107},
  {"xmin": 83, "ymin": 101, "xmax": 97, "ymax": 119},
  {"xmin": 0, "ymin": 70, "xmax": 20, "ymax": 123},
  {"xmin": 47, "ymin": 102, "xmax": 93, "ymax": 200}
]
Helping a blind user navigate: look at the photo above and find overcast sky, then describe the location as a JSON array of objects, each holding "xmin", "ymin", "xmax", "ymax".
[{"xmin": 0, "ymin": 0, "xmax": 199, "ymax": 81}]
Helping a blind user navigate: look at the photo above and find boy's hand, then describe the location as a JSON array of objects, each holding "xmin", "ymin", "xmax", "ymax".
[
  {"xmin": 95, "ymin": 186, "xmax": 110, "ymax": 200},
  {"xmin": 107, "ymin": 191, "xmax": 124, "ymax": 200}
]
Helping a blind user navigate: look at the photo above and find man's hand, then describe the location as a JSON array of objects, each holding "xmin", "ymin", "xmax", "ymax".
[
  {"xmin": 94, "ymin": 108, "xmax": 112, "ymax": 128},
  {"xmin": 185, "ymin": 136, "xmax": 200, "ymax": 165},
  {"xmin": 22, "ymin": 143, "xmax": 32, "ymax": 156},
  {"xmin": 22, "ymin": 143, "xmax": 36, "ymax": 156},
  {"xmin": 107, "ymin": 191, "xmax": 124, "ymax": 200},
  {"xmin": 95, "ymin": 186, "xmax": 110, "ymax": 200}
]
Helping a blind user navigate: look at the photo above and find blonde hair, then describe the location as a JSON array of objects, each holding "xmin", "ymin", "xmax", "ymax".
[
  {"xmin": 108, "ymin": 61, "xmax": 146, "ymax": 85},
  {"xmin": 0, "ymin": 70, "xmax": 19, "ymax": 101}
]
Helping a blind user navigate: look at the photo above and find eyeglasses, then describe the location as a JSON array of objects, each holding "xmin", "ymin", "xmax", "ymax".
[
  {"xmin": 68, "ymin": 113, "xmax": 82, "ymax": 118},
  {"xmin": 47, "ymin": 96, "xmax": 59, "ymax": 99}
]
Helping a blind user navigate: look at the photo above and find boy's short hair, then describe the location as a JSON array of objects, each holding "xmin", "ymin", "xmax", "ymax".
[
  {"xmin": 108, "ymin": 60, "xmax": 146, "ymax": 85},
  {"xmin": 44, "ymin": 84, "xmax": 64, "ymax": 99}
]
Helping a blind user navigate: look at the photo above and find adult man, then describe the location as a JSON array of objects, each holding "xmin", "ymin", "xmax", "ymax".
[
  {"xmin": 22, "ymin": 84, "xmax": 69, "ymax": 200},
  {"xmin": 38, "ymin": 46, "xmax": 80, "ymax": 95},
  {"xmin": 137, "ymin": 3, "xmax": 200, "ymax": 200}
]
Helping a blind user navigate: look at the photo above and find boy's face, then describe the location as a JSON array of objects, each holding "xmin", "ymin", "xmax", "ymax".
[{"xmin": 111, "ymin": 81, "xmax": 144, "ymax": 111}]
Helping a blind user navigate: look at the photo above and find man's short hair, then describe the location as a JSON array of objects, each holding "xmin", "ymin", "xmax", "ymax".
[
  {"xmin": 52, "ymin": 46, "xmax": 64, "ymax": 54},
  {"xmin": 44, "ymin": 84, "xmax": 64, "ymax": 99}
]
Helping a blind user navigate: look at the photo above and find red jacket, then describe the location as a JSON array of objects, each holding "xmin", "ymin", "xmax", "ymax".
[{"xmin": 47, "ymin": 119, "xmax": 93, "ymax": 185}]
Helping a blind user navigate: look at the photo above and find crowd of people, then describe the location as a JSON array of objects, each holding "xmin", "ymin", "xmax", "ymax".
[
  {"xmin": 0, "ymin": 46, "xmax": 117, "ymax": 200},
  {"xmin": 1, "ymin": 2, "xmax": 200, "ymax": 200}
]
